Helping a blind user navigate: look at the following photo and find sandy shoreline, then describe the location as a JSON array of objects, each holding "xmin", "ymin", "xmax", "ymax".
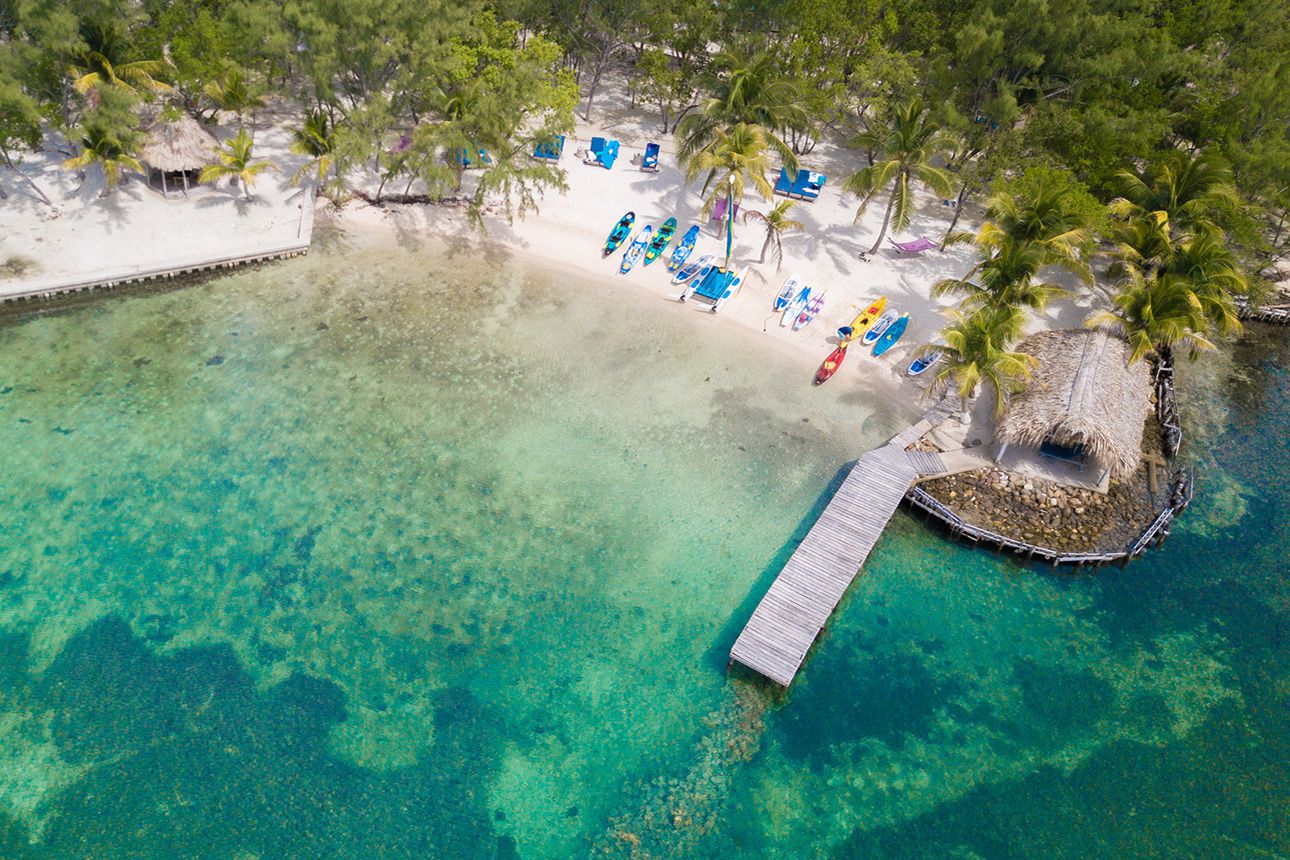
[{"xmin": 2, "ymin": 83, "xmax": 1093, "ymax": 420}]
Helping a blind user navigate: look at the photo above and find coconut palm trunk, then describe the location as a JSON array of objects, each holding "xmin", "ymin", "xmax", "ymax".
[{"xmin": 870, "ymin": 183, "xmax": 899, "ymax": 255}]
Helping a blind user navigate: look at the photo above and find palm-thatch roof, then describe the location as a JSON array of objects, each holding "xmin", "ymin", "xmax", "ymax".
[
  {"xmin": 997, "ymin": 329, "xmax": 1151, "ymax": 480},
  {"xmin": 139, "ymin": 113, "xmax": 219, "ymax": 173}
]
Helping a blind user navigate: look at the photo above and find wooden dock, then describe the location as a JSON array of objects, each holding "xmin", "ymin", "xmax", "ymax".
[{"xmin": 729, "ymin": 398, "xmax": 957, "ymax": 687}]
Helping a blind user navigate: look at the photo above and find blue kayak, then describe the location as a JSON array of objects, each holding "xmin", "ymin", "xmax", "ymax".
[
  {"xmin": 620, "ymin": 225, "xmax": 653, "ymax": 274},
  {"xmin": 603, "ymin": 211, "xmax": 635, "ymax": 255},
  {"xmin": 667, "ymin": 225, "xmax": 700, "ymax": 272},
  {"xmin": 908, "ymin": 350, "xmax": 942, "ymax": 375},
  {"xmin": 872, "ymin": 313, "xmax": 910, "ymax": 357}
]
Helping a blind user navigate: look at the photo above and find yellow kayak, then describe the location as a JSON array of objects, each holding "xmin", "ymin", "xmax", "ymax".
[{"xmin": 844, "ymin": 296, "xmax": 887, "ymax": 342}]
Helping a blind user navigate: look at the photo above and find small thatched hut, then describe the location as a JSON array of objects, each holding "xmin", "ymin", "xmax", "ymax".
[
  {"xmin": 139, "ymin": 113, "xmax": 219, "ymax": 196},
  {"xmin": 995, "ymin": 329, "xmax": 1152, "ymax": 484}
]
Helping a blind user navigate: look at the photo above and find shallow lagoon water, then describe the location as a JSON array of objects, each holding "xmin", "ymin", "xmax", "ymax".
[{"xmin": 0, "ymin": 233, "xmax": 1285, "ymax": 858}]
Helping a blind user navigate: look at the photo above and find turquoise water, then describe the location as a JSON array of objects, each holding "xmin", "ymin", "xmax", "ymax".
[{"xmin": 0, "ymin": 233, "xmax": 1285, "ymax": 858}]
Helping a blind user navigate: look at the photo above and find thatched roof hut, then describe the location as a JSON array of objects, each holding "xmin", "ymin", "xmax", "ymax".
[
  {"xmin": 139, "ymin": 114, "xmax": 219, "ymax": 194},
  {"xmin": 996, "ymin": 329, "xmax": 1151, "ymax": 481}
]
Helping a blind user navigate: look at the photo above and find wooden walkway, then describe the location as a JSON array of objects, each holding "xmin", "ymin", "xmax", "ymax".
[{"xmin": 729, "ymin": 398, "xmax": 958, "ymax": 687}]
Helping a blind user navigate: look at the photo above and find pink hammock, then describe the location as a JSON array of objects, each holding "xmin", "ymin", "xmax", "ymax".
[{"xmin": 889, "ymin": 236, "xmax": 938, "ymax": 254}]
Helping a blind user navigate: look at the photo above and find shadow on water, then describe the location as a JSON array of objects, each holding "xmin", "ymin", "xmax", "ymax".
[
  {"xmin": 0, "ymin": 616, "xmax": 518, "ymax": 859},
  {"xmin": 830, "ymin": 694, "xmax": 1288, "ymax": 860}
]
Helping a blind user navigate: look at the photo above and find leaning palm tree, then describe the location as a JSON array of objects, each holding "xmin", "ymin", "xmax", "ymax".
[
  {"xmin": 676, "ymin": 45, "xmax": 805, "ymax": 170},
  {"xmin": 934, "ymin": 304, "xmax": 1035, "ymax": 415},
  {"xmin": 743, "ymin": 200, "xmax": 804, "ymax": 271},
  {"xmin": 69, "ymin": 21, "xmax": 171, "ymax": 95},
  {"xmin": 1087, "ymin": 270, "xmax": 1215, "ymax": 363},
  {"xmin": 290, "ymin": 110, "xmax": 339, "ymax": 192},
  {"xmin": 844, "ymin": 98, "xmax": 953, "ymax": 256},
  {"xmin": 204, "ymin": 68, "xmax": 267, "ymax": 130},
  {"xmin": 1108, "ymin": 150, "xmax": 1237, "ymax": 239},
  {"xmin": 62, "ymin": 125, "xmax": 142, "ymax": 195},
  {"xmin": 200, "ymin": 129, "xmax": 277, "ymax": 200},
  {"xmin": 933, "ymin": 238, "xmax": 1069, "ymax": 313}
]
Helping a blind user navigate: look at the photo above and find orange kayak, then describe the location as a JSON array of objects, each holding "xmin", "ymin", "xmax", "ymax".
[
  {"xmin": 815, "ymin": 344, "xmax": 848, "ymax": 385},
  {"xmin": 844, "ymin": 296, "xmax": 887, "ymax": 342}
]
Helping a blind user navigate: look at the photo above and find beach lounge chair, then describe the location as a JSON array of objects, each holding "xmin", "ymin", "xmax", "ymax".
[
  {"xmin": 599, "ymin": 139, "xmax": 620, "ymax": 170},
  {"xmin": 889, "ymin": 237, "xmax": 938, "ymax": 255},
  {"xmin": 532, "ymin": 135, "xmax": 564, "ymax": 162},
  {"xmin": 642, "ymin": 142, "xmax": 660, "ymax": 172},
  {"xmin": 584, "ymin": 137, "xmax": 620, "ymax": 169},
  {"xmin": 455, "ymin": 148, "xmax": 491, "ymax": 169},
  {"xmin": 790, "ymin": 170, "xmax": 826, "ymax": 201},
  {"xmin": 774, "ymin": 166, "xmax": 794, "ymax": 197}
]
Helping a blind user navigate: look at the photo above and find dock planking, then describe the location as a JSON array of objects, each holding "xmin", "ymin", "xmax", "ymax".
[{"xmin": 729, "ymin": 399, "xmax": 956, "ymax": 687}]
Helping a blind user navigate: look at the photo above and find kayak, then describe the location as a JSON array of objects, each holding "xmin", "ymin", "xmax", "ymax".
[
  {"xmin": 908, "ymin": 350, "xmax": 942, "ymax": 376},
  {"xmin": 678, "ymin": 258, "xmax": 717, "ymax": 300},
  {"xmin": 620, "ymin": 225, "xmax": 653, "ymax": 274},
  {"xmin": 603, "ymin": 211, "xmax": 635, "ymax": 255},
  {"xmin": 643, "ymin": 217, "xmax": 677, "ymax": 265},
  {"xmin": 672, "ymin": 253, "xmax": 712, "ymax": 285},
  {"xmin": 780, "ymin": 285, "xmax": 812, "ymax": 327},
  {"xmin": 844, "ymin": 296, "xmax": 888, "ymax": 342},
  {"xmin": 793, "ymin": 292, "xmax": 826, "ymax": 331},
  {"xmin": 814, "ymin": 343, "xmax": 848, "ymax": 385},
  {"xmin": 667, "ymin": 225, "xmax": 700, "ymax": 272},
  {"xmin": 872, "ymin": 313, "xmax": 910, "ymax": 357},
  {"xmin": 861, "ymin": 310, "xmax": 896, "ymax": 346},
  {"xmin": 773, "ymin": 274, "xmax": 802, "ymax": 312}
]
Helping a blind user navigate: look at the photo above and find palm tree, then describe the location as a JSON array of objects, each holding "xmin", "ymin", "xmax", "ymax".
[
  {"xmin": 1109, "ymin": 216, "xmax": 1246, "ymax": 340},
  {"xmin": 1107, "ymin": 211, "xmax": 1174, "ymax": 280},
  {"xmin": 1164, "ymin": 228, "xmax": 1247, "ymax": 338},
  {"xmin": 69, "ymin": 21, "xmax": 171, "ymax": 96},
  {"xmin": 966, "ymin": 175, "xmax": 1096, "ymax": 283},
  {"xmin": 1087, "ymin": 270, "xmax": 1214, "ymax": 363},
  {"xmin": 200, "ymin": 129, "xmax": 277, "ymax": 200},
  {"xmin": 1108, "ymin": 150, "xmax": 1237, "ymax": 239},
  {"xmin": 933, "ymin": 238, "xmax": 1069, "ymax": 313},
  {"xmin": 683, "ymin": 123, "xmax": 775, "ymax": 266},
  {"xmin": 934, "ymin": 304, "xmax": 1036, "ymax": 415},
  {"xmin": 62, "ymin": 125, "xmax": 143, "ymax": 195},
  {"xmin": 844, "ymin": 98, "xmax": 953, "ymax": 255},
  {"xmin": 290, "ymin": 110, "xmax": 338, "ymax": 192},
  {"xmin": 676, "ymin": 46, "xmax": 806, "ymax": 170},
  {"xmin": 204, "ymin": 68, "xmax": 267, "ymax": 130},
  {"xmin": 742, "ymin": 200, "xmax": 804, "ymax": 271}
]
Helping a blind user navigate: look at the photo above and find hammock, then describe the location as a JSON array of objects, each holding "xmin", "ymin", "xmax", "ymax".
[{"xmin": 889, "ymin": 237, "xmax": 938, "ymax": 254}]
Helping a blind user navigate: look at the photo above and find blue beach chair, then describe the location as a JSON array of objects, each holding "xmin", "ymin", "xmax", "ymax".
[
  {"xmin": 642, "ymin": 142, "xmax": 660, "ymax": 172},
  {"xmin": 774, "ymin": 166, "xmax": 794, "ymax": 197},
  {"xmin": 532, "ymin": 135, "xmax": 564, "ymax": 161},
  {"xmin": 790, "ymin": 169, "xmax": 826, "ymax": 201},
  {"xmin": 455, "ymin": 148, "xmax": 491, "ymax": 169},
  {"xmin": 600, "ymin": 139, "xmax": 620, "ymax": 169}
]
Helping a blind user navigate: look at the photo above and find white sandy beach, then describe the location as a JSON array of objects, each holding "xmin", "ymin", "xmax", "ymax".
[
  {"xmin": 2, "ymin": 81, "xmax": 1099, "ymax": 418},
  {"xmin": 1, "ymin": 116, "xmax": 316, "ymax": 298}
]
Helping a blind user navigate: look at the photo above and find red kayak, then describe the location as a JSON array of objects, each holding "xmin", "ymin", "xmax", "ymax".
[{"xmin": 815, "ymin": 344, "xmax": 848, "ymax": 385}]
